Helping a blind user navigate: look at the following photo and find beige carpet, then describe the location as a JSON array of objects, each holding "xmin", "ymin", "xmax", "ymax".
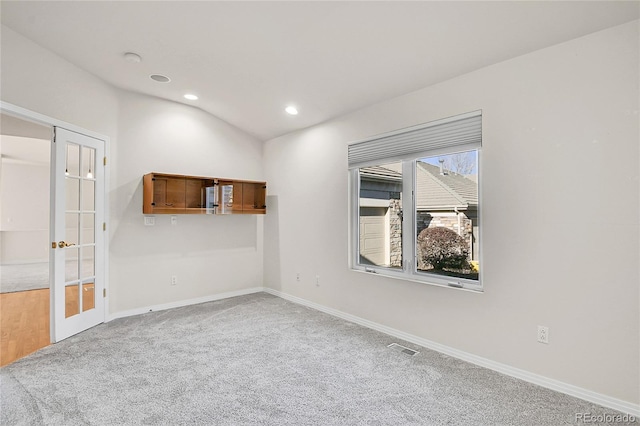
[
  {"xmin": 1, "ymin": 293, "xmax": 635, "ymax": 425},
  {"xmin": 1, "ymin": 261, "xmax": 94, "ymax": 293}
]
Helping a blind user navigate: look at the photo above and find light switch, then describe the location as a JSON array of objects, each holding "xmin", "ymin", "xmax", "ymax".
[
  {"xmin": 144, "ymin": 216, "xmax": 155, "ymax": 226},
  {"xmin": 171, "ymin": 215, "xmax": 178, "ymax": 225}
]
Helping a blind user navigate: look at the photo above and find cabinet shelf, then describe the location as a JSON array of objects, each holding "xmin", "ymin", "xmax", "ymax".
[{"xmin": 143, "ymin": 173, "xmax": 266, "ymax": 215}]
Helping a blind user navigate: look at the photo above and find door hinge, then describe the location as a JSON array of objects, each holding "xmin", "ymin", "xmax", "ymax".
[
  {"xmin": 103, "ymin": 222, "xmax": 106, "ymax": 231},
  {"xmin": 103, "ymin": 156, "xmax": 107, "ymax": 166},
  {"xmin": 103, "ymin": 289, "xmax": 107, "ymax": 298}
]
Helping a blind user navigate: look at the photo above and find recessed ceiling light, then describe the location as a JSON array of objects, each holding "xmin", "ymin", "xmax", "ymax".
[
  {"xmin": 123, "ymin": 52, "xmax": 142, "ymax": 63},
  {"xmin": 184, "ymin": 94, "xmax": 198, "ymax": 101},
  {"xmin": 285, "ymin": 106, "xmax": 298, "ymax": 115},
  {"xmin": 150, "ymin": 74, "xmax": 171, "ymax": 83}
]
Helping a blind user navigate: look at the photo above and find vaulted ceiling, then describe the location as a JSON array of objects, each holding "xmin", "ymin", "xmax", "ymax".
[{"xmin": 2, "ymin": 1, "xmax": 638, "ymax": 141}]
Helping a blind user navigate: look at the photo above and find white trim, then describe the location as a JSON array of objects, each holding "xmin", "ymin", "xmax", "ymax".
[
  {"xmin": 402, "ymin": 160, "xmax": 415, "ymax": 274},
  {"xmin": 1, "ymin": 102, "xmax": 109, "ymax": 142},
  {"xmin": 263, "ymin": 287, "xmax": 640, "ymax": 417},
  {"xmin": 103, "ymin": 120, "xmax": 111, "ymax": 330},
  {"xmin": 349, "ymin": 168, "xmax": 360, "ymax": 270},
  {"xmin": 1, "ymin": 101, "xmax": 111, "ymax": 343},
  {"xmin": 106, "ymin": 287, "xmax": 264, "ymax": 322}
]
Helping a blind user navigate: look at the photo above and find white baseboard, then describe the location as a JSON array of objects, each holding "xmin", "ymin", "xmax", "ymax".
[
  {"xmin": 106, "ymin": 287, "xmax": 264, "ymax": 322},
  {"xmin": 263, "ymin": 287, "xmax": 640, "ymax": 417}
]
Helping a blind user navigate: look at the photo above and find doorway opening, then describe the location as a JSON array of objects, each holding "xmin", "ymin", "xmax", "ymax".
[
  {"xmin": 1, "ymin": 104, "xmax": 108, "ymax": 365},
  {"xmin": 0, "ymin": 112, "xmax": 53, "ymax": 366}
]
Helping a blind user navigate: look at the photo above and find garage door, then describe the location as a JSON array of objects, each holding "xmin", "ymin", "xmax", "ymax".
[{"xmin": 359, "ymin": 207, "xmax": 388, "ymax": 266}]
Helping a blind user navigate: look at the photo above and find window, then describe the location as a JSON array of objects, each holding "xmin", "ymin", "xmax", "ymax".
[
  {"xmin": 357, "ymin": 161, "xmax": 403, "ymax": 270},
  {"xmin": 349, "ymin": 111, "xmax": 482, "ymax": 291}
]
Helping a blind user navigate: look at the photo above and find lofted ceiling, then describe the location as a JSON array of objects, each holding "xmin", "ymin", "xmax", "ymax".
[{"xmin": 1, "ymin": 1, "xmax": 638, "ymax": 141}]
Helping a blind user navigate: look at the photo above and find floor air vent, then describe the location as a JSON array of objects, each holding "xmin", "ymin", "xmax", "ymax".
[{"xmin": 388, "ymin": 343, "xmax": 419, "ymax": 356}]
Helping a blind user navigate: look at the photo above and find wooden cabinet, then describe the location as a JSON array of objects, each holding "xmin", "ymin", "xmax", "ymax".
[
  {"xmin": 143, "ymin": 173, "xmax": 266, "ymax": 215},
  {"xmin": 241, "ymin": 181, "xmax": 267, "ymax": 214}
]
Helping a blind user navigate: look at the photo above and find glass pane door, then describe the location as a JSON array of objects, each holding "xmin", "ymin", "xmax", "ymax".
[
  {"xmin": 63, "ymin": 144, "xmax": 96, "ymax": 318},
  {"xmin": 53, "ymin": 127, "xmax": 104, "ymax": 342}
]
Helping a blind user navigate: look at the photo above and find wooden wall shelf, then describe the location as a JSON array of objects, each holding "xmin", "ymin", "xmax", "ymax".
[{"xmin": 143, "ymin": 173, "xmax": 266, "ymax": 215}]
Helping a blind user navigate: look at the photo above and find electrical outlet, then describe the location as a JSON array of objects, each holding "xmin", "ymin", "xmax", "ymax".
[
  {"xmin": 296, "ymin": 273, "xmax": 300, "ymax": 282},
  {"xmin": 170, "ymin": 215, "xmax": 178, "ymax": 225},
  {"xmin": 315, "ymin": 275, "xmax": 320, "ymax": 287},
  {"xmin": 537, "ymin": 326, "xmax": 549, "ymax": 344},
  {"xmin": 171, "ymin": 275, "xmax": 178, "ymax": 286},
  {"xmin": 144, "ymin": 216, "xmax": 155, "ymax": 226}
]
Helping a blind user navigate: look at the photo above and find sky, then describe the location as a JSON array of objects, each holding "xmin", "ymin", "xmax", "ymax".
[{"xmin": 419, "ymin": 150, "xmax": 477, "ymax": 175}]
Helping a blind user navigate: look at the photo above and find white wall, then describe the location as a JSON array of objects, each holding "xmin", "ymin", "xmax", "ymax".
[
  {"xmin": 0, "ymin": 136, "xmax": 50, "ymax": 263},
  {"xmin": 3, "ymin": 14, "xmax": 638, "ymax": 408},
  {"xmin": 0, "ymin": 26, "xmax": 119, "ymax": 139},
  {"xmin": 1, "ymin": 24, "xmax": 118, "ymax": 266},
  {"xmin": 263, "ymin": 21, "xmax": 639, "ymax": 405},
  {"xmin": 1, "ymin": 25, "xmax": 266, "ymax": 314},
  {"xmin": 110, "ymin": 90, "xmax": 265, "ymax": 313}
]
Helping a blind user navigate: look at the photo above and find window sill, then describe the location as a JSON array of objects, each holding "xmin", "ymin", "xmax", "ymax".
[{"xmin": 350, "ymin": 266, "xmax": 483, "ymax": 293}]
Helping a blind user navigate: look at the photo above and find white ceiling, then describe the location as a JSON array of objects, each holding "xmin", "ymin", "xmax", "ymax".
[{"xmin": 1, "ymin": 1, "xmax": 638, "ymax": 141}]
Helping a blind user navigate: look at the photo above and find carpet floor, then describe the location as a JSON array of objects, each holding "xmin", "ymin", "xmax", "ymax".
[
  {"xmin": 1, "ymin": 261, "xmax": 93, "ymax": 293},
  {"xmin": 0, "ymin": 262, "xmax": 49, "ymax": 293},
  {"xmin": 0, "ymin": 293, "xmax": 634, "ymax": 425}
]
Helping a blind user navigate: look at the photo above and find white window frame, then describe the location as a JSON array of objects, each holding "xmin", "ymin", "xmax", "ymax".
[{"xmin": 348, "ymin": 111, "xmax": 482, "ymax": 292}]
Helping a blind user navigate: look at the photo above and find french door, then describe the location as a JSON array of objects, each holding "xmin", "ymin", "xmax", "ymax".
[{"xmin": 51, "ymin": 127, "xmax": 105, "ymax": 342}]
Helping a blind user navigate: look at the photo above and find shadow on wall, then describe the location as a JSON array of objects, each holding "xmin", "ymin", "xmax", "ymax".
[
  {"xmin": 263, "ymin": 195, "xmax": 281, "ymax": 291},
  {"xmin": 110, "ymin": 178, "xmax": 259, "ymax": 258}
]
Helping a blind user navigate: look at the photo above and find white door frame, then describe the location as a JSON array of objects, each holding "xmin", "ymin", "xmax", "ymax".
[{"xmin": 0, "ymin": 101, "xmax": 110, "ymax": 342}]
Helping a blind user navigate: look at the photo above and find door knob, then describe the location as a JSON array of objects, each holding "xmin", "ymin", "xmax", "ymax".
[{"xmin": 58, "ymin": 241, "xmax": 76, "ymax": 248}]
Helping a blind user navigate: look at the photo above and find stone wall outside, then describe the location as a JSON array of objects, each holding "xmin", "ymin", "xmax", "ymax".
[{"xmin": 389, "ymin": 198, "xmax": 402, "ymax": 267}]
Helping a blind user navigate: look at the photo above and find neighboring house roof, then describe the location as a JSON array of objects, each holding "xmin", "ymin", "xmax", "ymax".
[
  {"xmin": 416, "ymin": 162, "xmax": 477, "ymax": 210},
  {"xmin": 359, "ymin": 162, "xmax": 478, "ymax": 211},
  {"xmin": 359, "ymin": 164, "xmax": 402, "ymax": 182}
]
